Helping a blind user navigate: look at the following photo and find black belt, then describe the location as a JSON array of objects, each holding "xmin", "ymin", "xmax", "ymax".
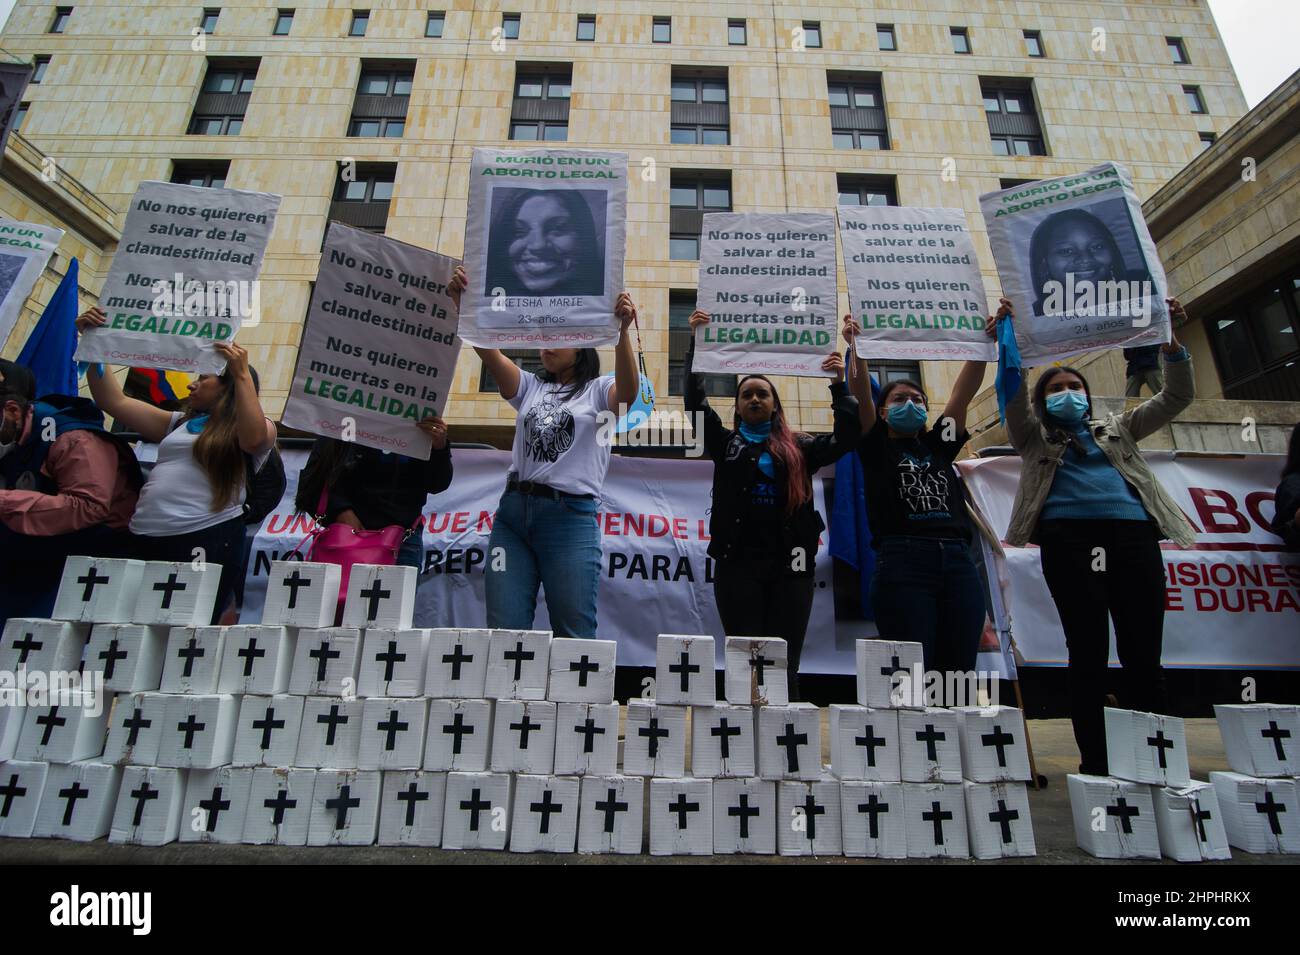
[{"xmin": 506, "ymin": 475, "xmax": 595, "ymax": 501}]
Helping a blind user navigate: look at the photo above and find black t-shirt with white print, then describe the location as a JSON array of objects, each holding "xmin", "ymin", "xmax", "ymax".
[{"xmin": 857, "ymin": 419, "xmax": 971, "ymax": 545}]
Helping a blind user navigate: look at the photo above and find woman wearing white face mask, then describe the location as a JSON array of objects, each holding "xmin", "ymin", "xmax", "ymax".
[
  {"xmin": 842, "ymin": 304, "xmax": 1001, "ymax": 686},
  {"xmin": 1002, "ymin": 297, "xmax": 1195, "ymax": 775}
]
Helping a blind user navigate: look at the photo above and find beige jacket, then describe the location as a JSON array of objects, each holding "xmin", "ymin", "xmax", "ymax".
[{"xmin": 1004, "ymin": 353, "xmax": 1197, "ymax": 548}]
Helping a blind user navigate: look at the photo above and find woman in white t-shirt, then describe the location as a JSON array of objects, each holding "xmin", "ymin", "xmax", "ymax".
[
  {"xmin": 448, "ymin": 266, "xmax": 639, "ymax": 638},
  {"xmin": 80, "ymin": 306, "xmax": 276, "ymax": 623}
]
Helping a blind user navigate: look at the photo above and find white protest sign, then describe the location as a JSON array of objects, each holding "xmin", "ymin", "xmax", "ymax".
[
  {"xmin": 980, "ymin": 162, "xmax": 1169, "ymax": 366},
  {"xmin": 839, "ymin": 206, "xmax": 994, "ymax": 362},
  {"xmin": 695, "ymin": 212, "xmax": 838, "ymax": 377},
  {"xmin": 458, "ymin": 147, "xmax": 627, "ymax": 348},
  {"xmin": 75, "ymin": 180, "xmax": 280, "ymax": 375},
  {"xmin": 281, "ymin": 223, "xmax": 461, "ymax": 459},
  {"xmin": 0, "ymin": 220, "xmax": 62, "ymax": 349}
]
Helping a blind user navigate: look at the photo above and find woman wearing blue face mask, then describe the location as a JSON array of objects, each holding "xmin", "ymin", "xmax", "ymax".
[
  {"xmin": 842, "ymin": 305, "xmax": 1002, "ymax": 686},
  {"xmin": 1003, "ymin": 298, "xmax": 1195, "ymax": 775}
]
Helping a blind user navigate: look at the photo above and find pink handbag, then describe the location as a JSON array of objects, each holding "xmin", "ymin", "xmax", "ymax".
[{"xmin": 292, "ymin": 489, "xmax": 409, "ymax": 617}]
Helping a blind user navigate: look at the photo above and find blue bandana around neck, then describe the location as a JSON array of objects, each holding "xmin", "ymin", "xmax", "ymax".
[
  {"xmin": 185, "ymin": 414, "xmax": 211, "ymax": 435},
  {"xmin": 738, "ymin": 419, "xmax": 775, "ymax": 478}
]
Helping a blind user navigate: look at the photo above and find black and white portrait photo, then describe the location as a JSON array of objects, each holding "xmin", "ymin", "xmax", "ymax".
[
  {"xmin": 1027, "ymin": 200, "xmax": 1153, "ymax": 317},
  {"xmin": 483, "ymin": 187, "xmax": 606, "ymax": 297}
]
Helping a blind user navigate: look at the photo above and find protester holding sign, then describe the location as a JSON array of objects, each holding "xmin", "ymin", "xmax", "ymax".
[
  {"xmin": 841, "ymin": 305, "xmax": 999, "ymax": 686},
  {"xmin": 686, "ymin": 310, "xmax": 858, "ymax": 700},
  {"xmin": 0, "ymin": 358, "xmax": 143, "ymax": 622},
  {"xmin": 448, "ymin": 265, "xmax": 639, "ymax": 638},
  {"xmin": 79, "ymin": 306, "xmax": 276, "ymax": 623},
  {"xmin": 1001, "ymin": 298, "xmax": 1195, "ymax": 774}
]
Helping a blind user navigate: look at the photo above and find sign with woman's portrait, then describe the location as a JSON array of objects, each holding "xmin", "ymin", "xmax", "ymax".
[
  {"xmin": 980, "ymin": 162, "xmax": 1170, "ymax": 365},
  {"xmin": 459, "ymin": 148, "xmax": 627, "ymax": 348}
]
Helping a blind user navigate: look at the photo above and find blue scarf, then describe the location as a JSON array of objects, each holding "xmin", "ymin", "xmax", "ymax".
[
  {"xmin": 185, "ymin": 414, "xmax": 210, "ymax": 434},
  {"xmin": 738, "ymin": 419, "xmax": 775, "ymax": 478}
]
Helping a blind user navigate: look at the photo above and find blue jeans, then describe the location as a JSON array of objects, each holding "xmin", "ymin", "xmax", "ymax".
[
  {"xmin": 869, "ymin": 536, "xmax": 987, "ymax": 676},
  {"xmin": 485, "ymin": 488, "xmax": 601, "ymax": 638},
  {"xmin": 397, "ymin": 534, "xmax": 424, "ymax": 572}
]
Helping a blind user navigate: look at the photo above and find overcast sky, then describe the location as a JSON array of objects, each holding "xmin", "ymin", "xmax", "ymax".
[{"xmin": 0, "ymin": 0, "xmax": 1295, "ymax": 107}]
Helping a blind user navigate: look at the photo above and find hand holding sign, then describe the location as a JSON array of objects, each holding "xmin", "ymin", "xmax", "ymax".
[
  {"xmin": 417, "ymin": 415, "xmax": 450, "ymax": 451},
  {"xmin": 76, "ymin": 305, "xmax": 108, "ymax": 334}
]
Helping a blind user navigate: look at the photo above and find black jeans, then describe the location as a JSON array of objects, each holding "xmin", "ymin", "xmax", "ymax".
[
  {"xmin": 713, "ymin": 558, "xmax": 816, "ymax": 701},
  {"xmin": 131, "ymin": 516, "xmax": 247, "ymax": 624},
  {"xmin": 0, "ymin": 523, "xmax": 131, "ymax": 625},
  {"xmin": 1038, "ymin": 518, "xmax": 1168, "ymax": 774}
]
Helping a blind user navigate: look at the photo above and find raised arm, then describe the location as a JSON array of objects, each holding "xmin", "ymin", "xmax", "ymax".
[
  {"xmin": 215, "ymin": 341, "xmax": 276, "ymax": 455},
  {"xmin": 449, "ymin": 265, "xmax": 522, "ymax": 400},
  {"xmin": 803, "ymin": 350, "xmax": 861, "ymax": 470},
  {"xmin": 608, "ymin": 291, "xmax": 639, "ymax": 411},
  {"xmin": 684, "ymin": 310, "xmax": 729, "ymax": 462},
  {"xmin": 78, "ymin": 308, "xmax": 174, "ymax": 443},
  {"xmin": 1122, "ymin": 298, "xmax": 1195, "ymax": 442},
  {"xmin": 940, "ymin": 302, "xmax": 1004, "ymax": 434},
  {"xmin": 842, "ymin": 314, "xmax": 877, "ymax": 435}
]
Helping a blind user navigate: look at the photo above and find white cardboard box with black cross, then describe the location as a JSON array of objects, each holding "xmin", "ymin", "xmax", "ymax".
[{"xmin": 132, "ymin": 560, "xmax": 221, "ymax": 627}]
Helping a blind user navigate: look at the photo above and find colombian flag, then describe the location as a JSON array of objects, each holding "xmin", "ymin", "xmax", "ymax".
[{"xmin": 133, "ymin": 367, "xmax": 192, "ymax": 404}]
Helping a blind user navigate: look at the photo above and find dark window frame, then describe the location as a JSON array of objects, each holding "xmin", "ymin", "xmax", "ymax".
[
  {"xmin": 951, "ymin": 27, "xmax": 970, "ymax": 54},
  {"xmin": 13, "ymin": 102, "xmax": 28, "ymax": 130},
  {"xmin": 668, "ymin": 289, "xmax": 734, "ymax": 398},
  {"xmin": 653, "ymin": 17, "xmax": 671, "ymax": 44},
  {"xmin": 1167, "ymin": 36, "xmax": 1189, "ymax": 65},
  {"xmin": 50, "ymin": 7, "xmax": 73, "ymax": 34},
  {"xmin": 802, "ymin": 21, "xmax": 822, "ymax": 48},
  {"xmin": 576, "ymin": 14, "xmax": 595, "ymax": 41},
  {"xmin": 171, "ymin": 160, "xmax": 231, "ymax": 189},
  {"xmin": 426, "ymin": 11, "xmax": 445, "ymax": 38},
  {"xmin": 1205, "ymin": 268, "xmax": 1300, "ymax": 398},
  {"xmin": 200, "ymin": 8, "xmax": 220, "ymax": 34},
  {"xmin": 1184, "ymin": 85, "xmax": 1207, "ymax": 114},
  {"xmin": 836, "ymin": 174, "xmax": 899, "ymax": 207},
  {"xmin": 728, "ymin": 19, "xmax": 746, "ymax": 46},
  {"xmin": 1024, "ymin": 30, "xmax": 1044, "ymax": 58},
  {"xmin": 982, "ymin": 81, "xmax": 1046, "ymax": 156},
  {"xmin": 877, "ymin": 24, "xmax": 896, "ymax": 51},
  {"xmin": 480, "ymin": 350, "xmax": 545, "ymax": 392},
  {"xmin": 501, "ymin": 12, "xmax": 520, "ymax": 40},
  {"xmin": 187, "ymin": 114, "xmax": 243, "ymax": 136},
  {"xmin": 350, "ymin": 10, "xmax": 369, "ymax": 37},
  {"xmin": 509, "ymin": 121, "xmax": 569, "ymax": 142},
  {"xmin": 31, "ymin": 55, "xmax": 50, "ymax": 84},
  {"xmin": 273, "ymin": 9, "xmax": 294, "ymax": 35},
  {"xmin": 669, "ymin": 173, "xmax": 732, "ymax": 261},
  {"xmin": 333, "ymin": 165, "xmax": 396, "ymax": 203}
]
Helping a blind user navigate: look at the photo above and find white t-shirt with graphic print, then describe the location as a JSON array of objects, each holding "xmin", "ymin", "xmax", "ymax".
[{"xmin": 507, "ymin": 370, "xmax": 614, "ymax": 497}]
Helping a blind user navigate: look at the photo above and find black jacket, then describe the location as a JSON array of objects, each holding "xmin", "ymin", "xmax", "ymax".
[
  {"xmin": 1273, "ymin": 473, "xmax": 1300, "ymax": 551},
  {"xmin": 685, "ymin": 340, "xmax": 859, "ymax": 575},
  {"xmin": 299, "ymin": 439, "xmax": 453, "ymax": 530}
]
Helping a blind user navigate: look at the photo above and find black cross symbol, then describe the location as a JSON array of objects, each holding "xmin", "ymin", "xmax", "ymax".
[
  {"xmin": 11, "ymin": 631, "xmax": 41, "ymax": 665},
  {"xmin": 282, "ymin": 569, "xmax": 312, "ymax": 610},
  {"xmin": 130, "ymin": 781, "xmax": 159, "ymax": 827},
  {"xmin": 595, "ymin": 788, "xmax": 628, "ymax": 834},
  {"xmin": 857, "ymin": 793, "xmax": 889, "ymax": 840},
  {"xmin": 177, "ymin": 713, "xmax": 206, "ymax": 749},
  {"xmin": 1261, "ymin": 720, "xmax": 1292, "ymax": 763},
  {"xmin": 529, "ymin": 789, "xmax": 564, "ymax": 834},
  {"xmin": 198, "ymin": 786, "xmax": 230, "ymax": 832},
  {"xmin": 442, "ymin": 712, "xmax": 474, "ymax": 755},
  {"xmin": 36, "ymin": 706, "xmax": 67, "ymax": 746},
  {"xmin": 1146, "ymin": 730, "xmax": 1174, "ymax": 770},
  {"xmin": 397, "ymin": 782, "xmax": 429, "ymax": 827},
  {"xmin": 503, "ymin": 641, "xmax": 535, "ymax": 681},
  {"xmin": 988, "ymin": 799, "xmax": 1019, "ymax": 844},
  {"xmin": 981, "ymin": 725, "xmax": 1016, "ymax": 768},
  {"xmin": 378, "ymin": 709, "xmax": 410, "ymax": 751},
  {"xmin": 122, "ymin": 708, "xmax": 152, "ymax": 747},
  {"xmin": 0, "ymin": 774, "xmax": 28, "ymax": 818},
  {"xmin": 712, "ymin": 719, "xmax": 741, "ymax": 759},
  {"xmin": 574, "ymin": 718, "xmax": 605, "ymax": 754},
  {"xmin": 177, "ymin": 637, "xmax": 205, "ymax": 678},
  {"xmin": 777, "ymin": 723, "xmax": 809, "ymax": 773},
  {"xmin": 1255, "ymin": 790, "xmax": 1287, "ymax": 836},
  {"xmin": 442, "ymin": 643, "xmax": 473, "ymax": 680},
  {"xmin": 915, "ymin": 723, "xmax": 946, "ymax": 762},
  {"xmin": 263, "ymin": 788, "xmax": 297, "ymax": 827},
  {"xmin": 252, "ymin": 707, "xmax": 286, "ymax": 750},
  {"xmin": 237, "ymin": 637, "xmax": 266, "ymax": 677},
  {"xmin": 668, "ymin": 650, "xmax": 700, "ymax": 692},
  {"xmin": 98, "ymin": 639, "xmax": 127, "ymax": 681},
  {"xmin": 460, "ymin": 787, "xmax": 491, "ymax": 831},
  {"xmin": 326, "ymin": 785, "xmax": 362, "ymax": 829},
  {"xmin": 729, "ymin": 794, "xmax": 761, "ymax": 838},
  {"xmin": 922, "ymin": 799, "xmax": 953, "ymax": 845},
  {"xmin": 639, "ymin": 717, "xmax": 669, "ymax": 758},
  {"xmin": 855, "ymin": 724, "xmax": 887, "ymax": 767},
  {"xmin": 58, "ymin": 782, "xmax": 90, "ymax": 827},
  {"xmin": 359, "ymin": 580, "xmax": 392, "ymax": 622},
  {"xmin": 77, "ymin": 567, "xmax": 110, "ymax": 602},
  {"xmin": 1106, "ymin": 797, "xmax": 1140, "ymax": 835},
  {"xmin": 748, "ymin": 653, "xmax": 774, "ymax": 686},
  {"xmin": 317, "ymin": 704, "xmax": 349, "ymax": 746},
  {"xmin": 153, "ymin": 572, "xmax": 188, "ymax": 610},
  {"xmin": 879, "ymin": 654, "xmax": 906, "ymax": 679},
  {"xmin": 376, "ymin": 640, "xmax": 407, "ymax": 683},
  {"xmin": 797, "ymin": 793, "xmax": 825, "ymax": 842},
  {"xmin": 568, "ymin": 654, "xmax": 599, "ymax": 687},
  {"xmin": 310, "ymin": 640, "xmax": 341, "ymax": 682},
  {"xmin": 668, "ymin": 792, "xmax": 700, "ymax": 830},
  {"xmin": 510, "ymin": 713, "xmax": 542, "ymax": 749},
  {"xmin": 1189, "ymin": 798, "xmax": 1213, "ymax": 842}
]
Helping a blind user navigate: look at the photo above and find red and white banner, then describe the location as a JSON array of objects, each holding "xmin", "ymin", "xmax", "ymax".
[{"xmin": 958, "ymin": 452, "xmax": 1300, "ymax": 669}]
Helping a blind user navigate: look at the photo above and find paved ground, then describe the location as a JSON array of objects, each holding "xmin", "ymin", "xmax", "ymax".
[{"xmin": 1, "ymin": 717, "xmax": 1296, "ymax": 865}]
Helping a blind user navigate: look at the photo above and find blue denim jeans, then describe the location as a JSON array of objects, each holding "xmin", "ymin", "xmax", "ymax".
[
  {"xmin": 397, "ymin": 534, "xmax": 424, "ymax": 572},
  {"xmin": 485, "ymin": 488, "xmax": 602, "ymax": 638},
  {"xmin": 869, "ymin": 536, "xmax": 987, "ymax": 676}
]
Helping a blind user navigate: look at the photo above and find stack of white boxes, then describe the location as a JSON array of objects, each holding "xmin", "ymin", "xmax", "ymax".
[
  {"xmin": 1209, "ymin": 704, "xmax": 1299, "ymax": 855},
  {"xmin": 1067, "ymin": 706, "xmax": 1230, "ymax": 861}
]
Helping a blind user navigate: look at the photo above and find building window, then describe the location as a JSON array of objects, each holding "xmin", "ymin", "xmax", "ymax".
[
  {"xmin": 50, "ymin": 7, "xmax": 72, "ymax": 34},
  {"xmin": 877, "ymin": 24, "xmax": 895, "ymax": 51},
  {"xmin": 188, "ymin": 61, "xmax": 257, "ymax": 136},
  {"xmin": 331, "ymin": 163, "xmax": 396, "ymax": 233},
  {"xmin": 426, "ymin": 11, "xmax": 445, "ymax": 38},
  {"xmin": 1167, "ymin": 37, "xmax": 1189, "ymax": 64},
  {"xmin": 31, "ymin": 56, "xmax": 50, "ymax": 84},
  {"xmin": 1198, "ymin": 132, "xmax": 1217, "ymax": 152},
  {"xmin": 1184, "ymin": 85, "xmax": 1206, "ymax": 114},
  {"xmin": 171, "ymin": 160, "xmax": 230, "ymax": 189},
  {"xmin": 999, "ymin": 177, "xmax": 1038, "ymax": 190},
  {"xmin": 1024, "ymin": 30, "xmax": 1044, "ymax": 57},
  {"xmin": 200, "ymin": 8, "xmax": 220, "ymax": 33},
  {"xmin": 576, "ymin": 15, "xmax": 595, "ymax": 41},
  {"xmin": 802, "ymin": 22, "xmax": 822, "ymax": 48},
  {"xmin": 653, "ymin": 17, "xmax": 671, "ymax": 44},
  {"xmin": 728, "ymin": 19, "xmax": 746, "ymax": 46},
  {"xmin": 350, "ymin": 65, "xmax": 414, "ymax": 138},
  {"xmin": 951, "ymin": 27, "xmax": 970, "ymax": 54},
  {"xmin": 480, "ymin": 351, "xmax": 544, "ymax": 392},
  {"xmin": 669, "ymin": 290, "xmax": 734, "ymax": 397},
  {"xmin": 350, "ymin": 11, "xmax": 369, "ymax": 36},
  {"xmin": 671, "ymin": 71, "xmax": 730, "ymax": 145},
  {"xmin": 828, "ymin": 73, "xmax": 889, "ymax": 151},
  {"xmin": 836, "ymin": 174, "xmax": 898, "ymax": 207},
  {"xmin": 870, "ymin": 359, "xmax": 924, "ymax": 387},
  {"xmin": 13, "ymin": 102, "xmax": 28, "ymax": 131},
  {"xmin": 982, "ymin": 81, "xmax": 1045, "ymax": 156},
  {"xmin": 510, "ymin": 66, "xmax": 572, "ymax": 142},
  {"xmin": 273, "ymin": 9, "xmax": 294, "ymax": 35},
  {"xmin": 670, "ymin": 173, "xmax": 731, "ymax": 260},
  {"xmin": 1207, "ymin": 270, "xmax": 1300, "ymax": 401},
  {"xmin": 502, "ymin": 13, "xmax": 520, "ymax": 40}
]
